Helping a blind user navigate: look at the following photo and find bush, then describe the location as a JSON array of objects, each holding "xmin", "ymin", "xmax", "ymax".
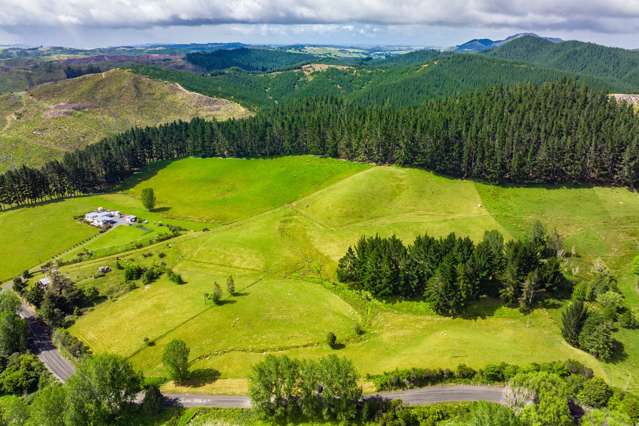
[
  {"xmin": 579, "ymin": 315, "xmax": 617, "ymax": 361},
  {"xmin": 124, "ymin": 264, "xmax": 145, "ymax": 281},
  {"xmin": 619, "ymin": 310, "xmax": 638, "ymax": 329},
  {"xmin": 354, "ymin": 324, "xmax": 365, "ymax": 336},
  {"xmin": 578, "ymin": 377, "xmax": 613, "ymax": 408},
  {"xmin": 455, "ymin": 364, "xmax": 477, "ymax": 379},
  {"xmin": 168, "ymin": 270, "xmax": 185, "ymax": 284},
  {"xmin": 53, "ymin": 329, "xmax": 92, "ymax": 359},
  {"xmin": 326, "ymin": 332, "xmax": 337, "ymax": 349}
]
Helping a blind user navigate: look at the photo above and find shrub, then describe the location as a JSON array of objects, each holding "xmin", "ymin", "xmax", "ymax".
[
  {"xmin": 168, "ymin": 270, "xmax": 185, "ymax": 284},
  {"xmin": 455, "ymin": 363, "xmax": 477, "ymax": 379},
  {"xmin": 354, "ymin": 324, "xmax": 365, "ymax": 336},
  {"xmin": 124, "ymin": 264, "xmax": 145, "ymax": 281},
  {"xmin": 326, "ymin": 332, "xmax": 337, "ymax": 349},
  {"xmin": 579, "ymin": 315, "xmax": 617, "ymax": 361},
  {"xmin": 578, "ymin": 377, "xmax": 613, "ymax": 408},
  {"xmin": 619, "ymin": 310, "xmax": 638, "ymax": 329}
]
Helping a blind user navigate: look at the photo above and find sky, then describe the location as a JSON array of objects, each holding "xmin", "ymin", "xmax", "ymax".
[{"xmin": 0, "ymin": 0, "xmax": 638, "ymax": 49}]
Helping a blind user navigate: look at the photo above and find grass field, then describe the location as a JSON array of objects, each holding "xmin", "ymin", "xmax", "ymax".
[
  {"xmin": 3, "ymin": 156, "xmax": 639, "ymax": 394},
  {"xmin": 0, "ymin": 69, "xmax": 249, "ymax": 172}
]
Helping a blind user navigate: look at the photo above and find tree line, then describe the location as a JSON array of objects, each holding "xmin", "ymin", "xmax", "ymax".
[
  {"xmin": 2, "ymin": 79, "xmax": 639, "ymax": 209},
  {"xmin": 337, "ymin": 223, "xmax": 566, "ymax": 315}
]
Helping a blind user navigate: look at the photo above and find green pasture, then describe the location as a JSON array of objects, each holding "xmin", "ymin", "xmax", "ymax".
[{"xmin": 3, "ymin": 156, "xmax": 639, "ymax": 393}]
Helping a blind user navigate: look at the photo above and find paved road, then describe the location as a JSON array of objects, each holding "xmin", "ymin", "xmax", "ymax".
[
  {"xmin": 379, "ymin": 385, "xmax": 506, "ymax": 406},
  {"xmin": 17, "ymin": 303, "xmax": 76, "ymax": 381}
]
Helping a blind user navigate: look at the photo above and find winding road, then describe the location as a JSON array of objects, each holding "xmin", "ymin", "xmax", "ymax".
[{"xmin": 6, "ymin": 283, "xmax": 506, "ymax": 408}]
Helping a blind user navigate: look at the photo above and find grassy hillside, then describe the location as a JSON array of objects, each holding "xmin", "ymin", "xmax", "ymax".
[
  {"xmin": 3, "ymin": 157, "xmax": 633, "ymax": 393},
  {"xmin": 0, "ymin": 68, "xmax": 249, "ymax": 172},
  {"xmin": 488, "ymin": 36, "xmax": 639, "ymax": 90}
]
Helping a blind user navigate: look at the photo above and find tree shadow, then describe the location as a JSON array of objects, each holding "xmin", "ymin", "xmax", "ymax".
[
  {"xmin": 607, "ymin": 341, "xmax": 628, "ymax": 364},
  {"xmin": 331, "ymin": 343, "xmax": 346, "ymax": 350},
  {"xmin": 180, "ymin": 368, "xmax": 221, "ymax": 387},
  {"xmin": 212, "ymin": 299, "xmax": 237, "ymax": 306},
  {"xmin": 459, "ymin": 297, "xmax": 502, "ymax": 319},
  {"xmin": 231, "ymin": 291, "xmax": 249, "ymax": 297},
  {"xmin": 152, "ymin": 207, "xmax": 171, "ymax": 213}
]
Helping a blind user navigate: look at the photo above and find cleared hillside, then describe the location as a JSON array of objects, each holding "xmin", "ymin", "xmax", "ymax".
[{"xmin": 0, "ymin": 69, "xmax": 249, "ymax": 172}]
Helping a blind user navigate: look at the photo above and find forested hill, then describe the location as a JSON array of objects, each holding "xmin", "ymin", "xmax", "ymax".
[
  {"xmin": 488, "ymin": 36, "xmax": 639, "ymax": 89},
  {"xmin": 133, "ymin": 54, "xmax": 618, "ymax": 110},
  {"xmin": 2, "ymin": 79, "xmax": 638, "ymax": 208},
  {"xmin": 186, "ymin": 48, "xmax": 317, "ymax": 72}
]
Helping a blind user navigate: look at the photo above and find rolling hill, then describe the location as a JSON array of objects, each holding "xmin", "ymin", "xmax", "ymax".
[
  {"xmin": 2, "ymin": 156, "xmax": 638, "ymax": 395},
  {"xmin": 488, "ymin": 35, "xmax": 639, "ymax": 89},
  {"xmin": 134, "ymin": 53, "xmax": 620, "ymax": 110},
  {"xmin": 0, "ymin": 68, "xmax": 249, "ymax": 172}
]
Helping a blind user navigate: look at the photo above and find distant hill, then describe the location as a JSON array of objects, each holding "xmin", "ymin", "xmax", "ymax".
[
  {"xmin": 134, "ymin": 53, "xmax": 619, "ymax": 110},
  {"xmin": 0, "ymin": 68, "xmax": 249, "ymax": 172},
  {"xmin": 488, "ymin": 36, "xmax": 639, "ymax": 89},
  {"xmin": 456, "ymin": 33, "xmax": 562, "ymax": 53},
  {"xmin": 186, "ymin": 48, "xmax": 318, "ymax": 72}
]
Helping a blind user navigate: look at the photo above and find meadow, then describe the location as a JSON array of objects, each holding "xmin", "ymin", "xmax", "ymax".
[{"xmin": 2, "ymin": 156, "xmax": 638, "ymax": 394}]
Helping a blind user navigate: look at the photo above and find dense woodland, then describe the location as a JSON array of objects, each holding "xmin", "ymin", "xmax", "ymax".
[
  {"xmin": 489, "ymin": 36, "xmax": 639, "ymax": 88},
  {"xmin": 337, "ymin": 224, "xmax": 565, "ymax": 315},
  {"xmin": 133, "ymin": 53, "xmax": 617, "ymax": 109},
  {"xmin": 1, "ymin": 79, "xmax": 639, "ymax": 209},
  {"xmin": 186, "ymin": 48, "xmax": 316, "ymax": 72}
]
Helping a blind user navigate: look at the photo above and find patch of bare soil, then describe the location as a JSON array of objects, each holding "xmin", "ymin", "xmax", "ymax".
[
  {"xmin": 44, "ymin": 102, "xmax": 95, "ymax": 118},
  {"xmin": 301, "ymin": 63, "xmax": 352, "ymax": 78},
  {"xmin": 611, "ymin": 94, "xmax": 639, "ymax": 108}
]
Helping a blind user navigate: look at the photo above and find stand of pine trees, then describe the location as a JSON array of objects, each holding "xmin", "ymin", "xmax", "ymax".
[
  {"xmin": 1, "ymin": 79, "xmax": 639, "ymax": 209},
  {"xmin": 337, "ymin": 224, "xmax": 567, "ymax": 315}
]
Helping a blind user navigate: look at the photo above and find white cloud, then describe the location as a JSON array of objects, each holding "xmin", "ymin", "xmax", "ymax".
[{"xmin": 1, "ymin": 0, "xmax": 638, "ymax": 34}]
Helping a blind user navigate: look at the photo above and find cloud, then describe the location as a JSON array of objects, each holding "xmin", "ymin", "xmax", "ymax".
[{"xmin": 1, "ymin": 0, "xmax": 639, "ymax": 34}]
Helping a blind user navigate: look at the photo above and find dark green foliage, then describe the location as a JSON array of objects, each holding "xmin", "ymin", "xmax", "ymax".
[
  {"xmin": 53, "ymin": 329, "xmax": 92, "ymax": 359},
  {"xmin": 326, "ymin": 332, "xmax": 337, "ymax": 349},
  {"xmin": 141, "ymin": 188, "xmax": 156, "ymax": 211},
  {"xmin": 3, "ymin": 80, "xmax": 639, "ymax": 210},
  {"xmin": 141, "ymin": 265, "xmax": 163, "ymax": 284},
  {"xmin": 561, "ymin": 300, "xmax": 587, "ymax": 347},
  {"xmin": 141, "ymin": 384, "xmax": 164, "ymax": 415},
  {"xmin": 65, "ymin": 354, "xmax": 142, "ymax": 425},
  {"xmin": 205, "ymin": 282, "xmax": 223, "ymax": 305},
  {"xmin": 578, "ymin": 314, "xmax": 617, "ymax": 361},
  {"xmin": 167, "ymin": 270, "xmax": 184, "ymax": 285},
  {"xmin": 619, "ymin": 310, "xmax": 638, "ymax": 329},
  {"xmin": 578, "ymin": 377, "xmax": 613, "ymax": 408},
  {"xmin": 28, "ymin": 383, "xmax": 67, "ymax": 426},
  {"xmin": 36, "ymin": 271, "xmax": 86, "ymax": 327},
  {"xmin": 226, "ymin": 275, "xmax": 235, "ymax": 295},
  {"xmin": 249, "ymin": 354, "xmax": 361, "ymax": 423},
  {"xmin": 162, "ymin": 339, "xmax": 190, "ymax": 383},
  {"xmin": 339, "ymin": 225, "xmax": 565, "ymax": 315},
  {"xmin": 370, "ymin": 359, "xmax": 591, "ymax": 392},
  {"xmin": 186, "ymin": 48, "xmax": 316, "ymax": 72},
  {"xmin": 466, "ymin": 402, "xmax": 522, "ymax": 426},
  {"xmin": 0, "ymin": 353, "xmax": 48, "ymax": 395},
  {"xmin": 124, "ymin": 264, "xmax": 145, "ymax": 281},
  {"xmin": 489, "ymin": 36, "xmax": 639, "ymax": 89},
  {"xmin": 0, "ymin": 311, "xmax": 27, "ymax": 358}
]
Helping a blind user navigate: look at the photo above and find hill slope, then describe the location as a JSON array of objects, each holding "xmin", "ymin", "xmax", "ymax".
[
  {"xmin": 0, "ymin": 68, "xmax": 249, "ymax": 172},
  {"xmin": 2, "ymin": 156, "xmax": 637, "ymax": 393},
  {"xmin": 135, "ymin": 53, "xmax": 619, "ymax": 109},
  {"xmin": 488, "ymin": 36, "xmax": 639, "ymax": 89}
]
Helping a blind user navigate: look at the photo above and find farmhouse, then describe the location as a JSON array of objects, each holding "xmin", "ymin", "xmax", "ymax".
[{"xmin": 83, "ymin": 208, "xmax": 136, "ymax": 228}]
